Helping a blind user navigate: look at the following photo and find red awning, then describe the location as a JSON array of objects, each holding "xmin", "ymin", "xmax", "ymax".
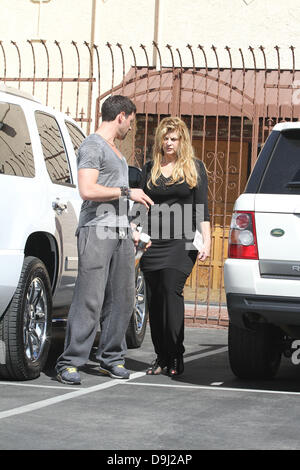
[{"xmin": 109, "ymin": 67, "xmax": 300, "ymax": 119}]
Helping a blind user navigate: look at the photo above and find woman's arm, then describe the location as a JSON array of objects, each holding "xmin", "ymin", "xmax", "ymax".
[
  {"xmin": 197, "ymin": 220, "xmax": 211, "ymax": 261},
  {"xmin": 193, "ymin": 160, "xmax": 211, "ymax": 261}
]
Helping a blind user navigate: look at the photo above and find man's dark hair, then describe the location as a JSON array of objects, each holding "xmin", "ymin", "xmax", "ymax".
[{"xmin": 101, "ymin": 95, "xmax": 136, "ymax": 122}]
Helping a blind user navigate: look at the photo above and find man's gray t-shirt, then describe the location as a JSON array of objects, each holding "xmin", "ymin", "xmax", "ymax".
[{"xmin": 77, "ymin": 133, "xmax": 130, "ymax": 229}]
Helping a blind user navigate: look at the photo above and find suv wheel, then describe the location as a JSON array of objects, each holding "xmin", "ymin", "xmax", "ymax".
[
  {"xmin": 228, "ymin": 321, "xmax": 283, "ymax": 379},
  {"xmin": 126, "ymin": 266, "xmax": 148, "ymax": 349},
  {"xmin": 0, "ymin": 256, "xmax": 52, "ymax": 380}
]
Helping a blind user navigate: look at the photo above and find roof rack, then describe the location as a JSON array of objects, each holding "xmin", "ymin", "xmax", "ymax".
[{"xmin": 0, "ymin": 84, "xmax": 41, "ymax": 103}]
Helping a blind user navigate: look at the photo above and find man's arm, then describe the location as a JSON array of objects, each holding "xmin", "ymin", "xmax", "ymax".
[{"xmin": 78, "ymin": 168, "xmax": 154, "ymax": 208}]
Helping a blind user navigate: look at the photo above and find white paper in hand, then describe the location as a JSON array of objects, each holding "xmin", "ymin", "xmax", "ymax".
[{"xmin": 192, "ymin": 230, "xmax": 204, "ymax": 251}]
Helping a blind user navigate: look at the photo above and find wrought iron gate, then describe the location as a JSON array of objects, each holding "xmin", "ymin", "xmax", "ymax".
[{"xmin": 2, "ymin": 40, "xmax": 300, "ymax": 326}]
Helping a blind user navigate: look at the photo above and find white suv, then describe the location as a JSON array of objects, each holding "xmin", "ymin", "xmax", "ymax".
[
  {"xmin": 224, "ymin": 122, "xmax": 300, "ymax": 379},
  {"xmin": 0, "ymin": 86, "xmax": 147, "ymax": 381}
]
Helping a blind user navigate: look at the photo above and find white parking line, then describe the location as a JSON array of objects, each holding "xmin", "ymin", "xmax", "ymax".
[
  {"xmin": 0, "ymin": 381, "xmax": 81, "ymax": 391},
  {"xmin": 0, "ymin": 346, "xmax": 248, "ymax": 421},
  {"xmin": 125, "ymin": 382, "xmax": 300, "ymax": 397},
  {"xmin": 0, "ymin": 371, "xmax": 145, "ymax": 421},
  {"xmin": 0, "ymin": 346, "xmax": 228, "ymax": 390},
  {"xmin": 184, "ymin": 346, "xmax": 228, "ymax": 363},
  {"xmin": 0, "ymin": 346, "xmax": 229, "ymax": 419}
]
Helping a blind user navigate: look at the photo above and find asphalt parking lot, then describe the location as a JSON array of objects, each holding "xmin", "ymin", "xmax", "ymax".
[{"xmin": 1, "ymin": 325, "xmax": 300, "ymax": 452}]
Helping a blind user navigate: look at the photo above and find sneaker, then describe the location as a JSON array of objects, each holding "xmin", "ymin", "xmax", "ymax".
[
  {"xmin": 57, "ymin": 367, "xmax": 81, "ymax": 385},
  {"xmin": 98, "ymin": 364, "xmax": 130, "ymax": 379}
]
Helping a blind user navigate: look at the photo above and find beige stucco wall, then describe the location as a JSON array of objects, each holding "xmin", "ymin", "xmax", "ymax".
[
  {"xmin": 1, "ymin": 0, "xmax": 93, "ymax": 41},
  {"xmin": 1, "ymin": 0, "xmax": 300, "ymax": 68},
  {"xmin": 155, "ymin": 0, "xmax": 300, "ymax": 69},
  {"xmin": 1, "ymin": 0, "xmax": 300, "ymax": 130}
]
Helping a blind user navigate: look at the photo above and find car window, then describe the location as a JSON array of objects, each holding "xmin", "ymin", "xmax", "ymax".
[
  {"xmin": 35, "ymin": 111, "xmax": 73, "ymax": 185},
  {"xmin": 259, "ymin": 129, "xmax": 300, "ymax": 195},
  {"xmin": 65, "ymin": 121, "xmax": 85, "ymax": 156},
  {"xmin": 0, "ymin": 101, "xmax": 35, "ymax": 177}
]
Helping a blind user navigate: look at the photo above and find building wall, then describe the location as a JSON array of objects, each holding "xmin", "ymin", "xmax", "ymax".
[
  {"xmin": 1, "ymin": 0, "xmax": 93, "ymax": 41},
  {"xmin": 1, "ymin": 0, "xmax": 300, "ymax": 131},
  {"xmin": 155, "ymin": 0, "xmax": 300, "ymax": 69},
  {"xmin": 1, "ymin": 0, "xmax": 300, "ymax": 68}
]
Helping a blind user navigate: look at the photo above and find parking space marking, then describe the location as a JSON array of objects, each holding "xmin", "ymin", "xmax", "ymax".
[
  {"xmin": 184, "ymin": 346, "xmax": 228, "ymax": 363},
  {"xmin": 0, "ymin": 346, "xmax": 229, "ymax": 418},
  {"xmin": 0, "ymin": 381, "xmax": 81, "ymax": 391},
  {"xmin": 125, "ymin": 381, "xmax": 300, "ymax": 397},
  {"xmin": 0, "ymin": 371, "xmax": 145, "ymax": 421},
  {"xmin": 1, "ymin": 343, "xmax": 299, "ymax": 423}
]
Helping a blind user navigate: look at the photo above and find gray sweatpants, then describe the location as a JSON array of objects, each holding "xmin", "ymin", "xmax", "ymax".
[{"xmin": 56, "ymin": 225, "xmax": 135, "ymax": 372}]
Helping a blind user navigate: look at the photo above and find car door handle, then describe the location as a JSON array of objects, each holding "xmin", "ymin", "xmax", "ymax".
[{"xmin": 52, "ymin": 198, "xmax": 68, "ymax": 215}]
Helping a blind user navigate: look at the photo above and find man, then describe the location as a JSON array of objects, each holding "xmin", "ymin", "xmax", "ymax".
[{"xmin": 56, "ymin": 95, "xmax": 153, "ymax": 385}]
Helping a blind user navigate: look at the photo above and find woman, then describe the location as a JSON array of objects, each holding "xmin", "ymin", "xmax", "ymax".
[{"xmin": 138, "ymin": 116, "xmax": 211, "ymax": 377}]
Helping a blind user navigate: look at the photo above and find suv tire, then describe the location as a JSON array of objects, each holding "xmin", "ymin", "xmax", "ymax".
[
  {"xmin": 0, "ymin": 256, "xmax": 52, "ymax": 380},
  {"xmin": 228, "ymin": 321, "xmax": 282, "ymax": 379},
  {"xmin": 126, "ymin": 266, "xmax": 148, "ymax": 349}
]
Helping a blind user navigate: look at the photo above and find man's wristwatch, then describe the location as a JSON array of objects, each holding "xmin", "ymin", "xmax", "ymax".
[{"xmin": 120, "ymin": 186, "xmax": 132, "ymax": 199}]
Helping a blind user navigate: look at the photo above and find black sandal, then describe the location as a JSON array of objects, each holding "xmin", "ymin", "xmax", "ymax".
[
  {"xmin": 146, "ymin": 357, "xmax": 166, "ymax": 375},
  {"xmin": 168, "ymin": 355, "xmax": 184, "ymax": 377}
]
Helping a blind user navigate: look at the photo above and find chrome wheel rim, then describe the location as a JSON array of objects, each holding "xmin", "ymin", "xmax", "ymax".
[
  {"xmin": 134, "ymin": 270, "xmax": 146, "ymax": 333},
  {"xmin": 23, "ymin": 277, "xmax": 48, "ymax": 362}
]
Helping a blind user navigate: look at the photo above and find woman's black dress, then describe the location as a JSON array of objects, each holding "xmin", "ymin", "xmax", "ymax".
[{"xmin": 138, "ymin": 159, "xmax": 210, "ymax": 276}]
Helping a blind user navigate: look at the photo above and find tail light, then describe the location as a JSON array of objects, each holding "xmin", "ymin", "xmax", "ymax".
[{"xmin": 228, "ymin": 211, "xmax": 258, "ymax": 259}]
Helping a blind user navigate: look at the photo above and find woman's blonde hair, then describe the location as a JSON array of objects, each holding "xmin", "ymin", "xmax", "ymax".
[{"xmin": 149, "ymin": 116, "xmax": 198, "ymax": 189}]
